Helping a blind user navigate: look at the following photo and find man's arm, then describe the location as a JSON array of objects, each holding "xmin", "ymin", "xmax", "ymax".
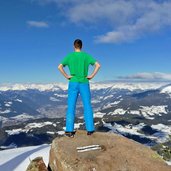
[
  {"xmin": 58, "ymin": 64, "xmax": 73, "ymax": 80},
  {"xmin": 86, "ymin": 62, "xmax": 101, "ymax": 80}
]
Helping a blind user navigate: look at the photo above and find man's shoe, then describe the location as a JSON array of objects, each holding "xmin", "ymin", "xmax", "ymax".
[
  {"xmin": 65, "ymin": 131, "xmax": 76, "ymax": 137},
  {"xmin": 87, "ymin": 131, "xmax": 95, "ymax": 135}
]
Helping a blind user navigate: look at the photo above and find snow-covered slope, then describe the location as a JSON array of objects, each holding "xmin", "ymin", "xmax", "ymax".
[
  {"xmin": 102, "ymin": 120, "xmax": 171, "ymax": 145},
  {"xmin": 0, "ymin": 144, "xmax": 50, "ymax": 171},
  {"xmin": 107, "ymin": 105, "xmax": 168, "ymax": 120},
  {"xmin": 160, "ymin": 84, "xmax": 171, "ymax": 97}
]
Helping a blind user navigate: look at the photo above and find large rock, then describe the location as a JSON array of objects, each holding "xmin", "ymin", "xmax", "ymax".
[
  {"xmin": 26, "ymin": 157, "xmax": 48, "ymax": 171},
  {"xmin": 49, "ymin": 130, "xmax": 171, "ymax": 171}
]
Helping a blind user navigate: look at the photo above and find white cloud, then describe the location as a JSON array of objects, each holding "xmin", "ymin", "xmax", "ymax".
[
  {"xmin": 33, "ymin": 0, "xmax": 171, "ymax": 43},
  {"xmin": 27, "ymin": 20, "xmax": 49, "ymax": 28},
  {"xmin": 118, "ymin": 72, "xmax": 171, "ymax": 81}
]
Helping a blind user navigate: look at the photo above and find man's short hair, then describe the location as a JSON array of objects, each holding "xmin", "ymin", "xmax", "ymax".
[{"xmin": 74, "ymin": 39, "xmax": 82, "ymax": 49}]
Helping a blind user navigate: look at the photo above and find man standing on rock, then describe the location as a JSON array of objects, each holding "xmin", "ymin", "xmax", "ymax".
[{"xmin": 58, "ymin": 39, "xmax": 101, "ymax": 137}]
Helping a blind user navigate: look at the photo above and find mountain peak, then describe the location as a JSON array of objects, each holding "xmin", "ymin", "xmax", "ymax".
[{"xmin": 48, "ymin": 130, "xmax": 171, "ymax": 171}]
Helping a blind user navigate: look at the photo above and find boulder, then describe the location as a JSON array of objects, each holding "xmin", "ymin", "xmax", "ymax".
[
  {"xmin": 26, "ymin": 157, "xmax": 48, "ymax": 171},
  {"xmin": 48, "ymin": 130, "xmax": 171, "ymax": 171}
]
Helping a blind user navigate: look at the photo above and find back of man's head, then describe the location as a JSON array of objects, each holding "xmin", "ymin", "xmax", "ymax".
[{"xmin": 74, "ymin": 39, "xmax": 82, "ymax": 49}]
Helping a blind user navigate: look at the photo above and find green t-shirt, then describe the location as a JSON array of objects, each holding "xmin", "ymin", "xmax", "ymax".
[{"xmin": 60, "ymin": 51, "xmax": 96, "ymax": 83}]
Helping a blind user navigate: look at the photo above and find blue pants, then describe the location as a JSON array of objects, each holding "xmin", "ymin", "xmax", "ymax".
[{"xmin": 65, "ymin": 82, "xmax": 95, "ymax": 132}]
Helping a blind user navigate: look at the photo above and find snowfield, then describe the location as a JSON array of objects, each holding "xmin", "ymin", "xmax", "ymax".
[
  {"xmin": 107, "ymin": 105, "xmax": 168, "ymax": 120},
  {"xmin": 49, "ymin": 96, "xmax": 60, "ymax": 101},
  {"xmin": 11, "ymin": 114, "xmax": 35, "ymax": 120},
  {"xmin": 94, "ymin": 111, "xmax": 106, "ymax": 118},
  {"xmin": 102, "ymin": 120, "xmax": 171, "ymax": 144},
  {"xmin": 5, "ymin": 101, "xmax": 12, "ymax": 107},
  {"xmin": 0, "ymin": 109, "xmax": 11, "ymax": 114},
  {"xmin": 5, "ymin": 121, "xmax": 57, "ymax": 135},
  {"xmin": 160, "ymin": 85, "xmax": 171, "ymax": 97},
  {"xmin": 15, "ymin": 99, "xmax": 22, "ymax": 103},
  {"xmin": 109, "ymin": 108, "xmax": 127, "ymax": 115},
  {"xmin": 140, "ymin": 105, "xmax": 167, "ymax": 115},
  {"xmin": 0, "ymin": 144, "xmax": 50, "ymax": 171},
  {"xmin": 5, "ymin": 121, "xmax": 87, "ymax": 137},
  {"xmin": 151, "ymin": 124, "xmax": 171, "ymax": 143},
  {"xmin": 102, "ymin": 100, "xmax": 121, "ymax": 109}
]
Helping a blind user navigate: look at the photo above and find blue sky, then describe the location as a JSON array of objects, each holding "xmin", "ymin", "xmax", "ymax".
[{"xmin": 1, "ymin": 0, "xmax": 171, "ymax": 84}]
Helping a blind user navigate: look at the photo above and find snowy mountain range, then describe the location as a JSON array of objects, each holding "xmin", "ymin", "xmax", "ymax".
[
  {"xmin": 0, "ymin": 81, "xmax": 171, "ymax": 126},
  {"xmin": 0, "ymin": 81, "xmax": 171, "ymax": 164}
]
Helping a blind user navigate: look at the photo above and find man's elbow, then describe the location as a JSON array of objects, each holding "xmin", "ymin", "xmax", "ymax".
[
  {"xmin": 58, "ymin": 64, "xmax": 63, "ymax": 70},
  {"xmin": 95, "ymin": 62, "xmax": 101, "ymax": 68}
]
